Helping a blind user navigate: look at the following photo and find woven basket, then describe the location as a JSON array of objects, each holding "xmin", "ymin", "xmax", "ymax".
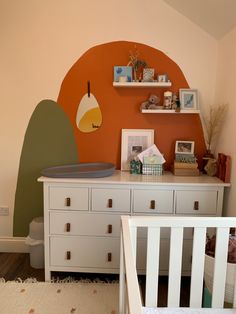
[
  {"xmin": 204, "ymin": 254, "xmax": 236, "ymax": 303},
  {"xmin": 142, "ymin": 164, "xmax": 163, "ymax": 175}
]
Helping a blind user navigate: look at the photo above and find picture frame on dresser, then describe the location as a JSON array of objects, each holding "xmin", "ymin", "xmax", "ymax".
[
  {"xmin": 121, "ymin": 129, "xmax": 154, "ymax": 171},
  {"xmin": 179, "ymin": 88, "xmax": 198, "ymax": 110},
  {"xmin": 175, "ymin": 140, "xmax": 195, "ymax": 155}
]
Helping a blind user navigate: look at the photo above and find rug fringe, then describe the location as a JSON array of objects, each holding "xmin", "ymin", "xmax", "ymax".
[
  {"xmin": 51, "ymin": 276, "xmax": 118, "ymax": 284},
  {"xmin": 0, "ymin": 277, "xmax": 118, "ymax": 284}
]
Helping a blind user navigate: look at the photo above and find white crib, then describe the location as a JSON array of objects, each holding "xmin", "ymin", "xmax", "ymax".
[{"xmin": 119, "ymin": 216, "xmax": 236, "ymax": 314}]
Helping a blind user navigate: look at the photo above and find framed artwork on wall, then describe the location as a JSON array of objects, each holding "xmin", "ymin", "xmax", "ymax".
[
  {"xmin": 179, "ymin": 89, "xmax": 198, "ymax": 110},
  {"xmin": 121, "ymin": 129, "xmax": 154, "ymax": 171},
  {"xmin": 175, "ymin": 140, "xmax": 195, "ymax": 155}
]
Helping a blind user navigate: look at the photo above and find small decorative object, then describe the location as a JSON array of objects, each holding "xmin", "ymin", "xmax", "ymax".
[
  {"xmin": 121, "ymin": 129, "xmax": 154, "ymax": 171},
  {"xmin": 175, "ymin": 140, "xmax": 195, "ymax": 155},
  {"xmin": 163, "ymin": 91, "xmax": 172, "ymax": 109},
  {"xmin": 127, "ymin": 46, "xmax": 147, "ymax": 81},
  {"xmin": 130, "ymin": 158, "xmax": 142, "ymax": 174},
  {"xmin": 143, "ymin": 68, "xmax": 154, "ymax": 82},
  {"xmin": 142, "ymin": 164, "xmax": 163, "ymax": 175},
  {"xmin": 202, "ymin": 104, "xmax": 228, "ymax": 154},
  {"xmin": 140, "ymin": 94, "xmax": 161, "ymax": 110},
  {"xmin": 173, "ymin": 140, "xmax": 198, "ymax": 175},
  {"xmin": 137, "ymin": 144, "xmax": 165, "ymax": 176},
  {"xmin": 218, "ymin": 153, "xmax": 231, "ymax": 183},
  {"xmin": 114, "ymin": 66, "xmax": 132, "ymax": 82},
  {"xmin": 179, "ymin": 89, "xmax": 198, "ymax": 110},
  {"xmin": 143, "ymin": 155, "xmax": 162, "ymax": 164},
  {"xmin": 76, "ymin": 81, "xmax": 102, "ymax": 133},
  {"xmin": 137, "ymin": 144, "xmax": 165, "ymax": 165},
  {"xmin": 204, "ymin": 158, "xmax": 217, "ymax": 176},
  {"xmin": 118, "ymin": 76, "xmax": 127, "ymax": 83},
  {"xmin": 157, "ymin": 74, "xmax": 168, "ymax": 82}
]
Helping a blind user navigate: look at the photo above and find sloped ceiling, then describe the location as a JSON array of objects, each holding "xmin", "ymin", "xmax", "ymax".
[{"xmin": 164, "ymin": 0, "xmax": 236, "ymax": 39}]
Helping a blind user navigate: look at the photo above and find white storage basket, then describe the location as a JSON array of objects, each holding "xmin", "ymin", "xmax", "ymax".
[{"xmin": 204, "ymin": 254, "xmax": 236, "ymax": 303}]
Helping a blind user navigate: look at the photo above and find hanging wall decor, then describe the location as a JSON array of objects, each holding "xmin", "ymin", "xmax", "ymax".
[{"xmin": 76, "ymin": 81, "xmax": 102, "ymax": 133}]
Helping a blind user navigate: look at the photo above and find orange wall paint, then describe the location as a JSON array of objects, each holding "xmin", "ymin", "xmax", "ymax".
[{"xmin": 57, "ymin": 41, "xmax": 206, "ymax": 170}]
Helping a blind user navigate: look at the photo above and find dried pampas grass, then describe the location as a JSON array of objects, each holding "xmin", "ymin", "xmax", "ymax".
[{"xmin": 203, "ymin": 104, "xmax": 228, "ymax": 152}]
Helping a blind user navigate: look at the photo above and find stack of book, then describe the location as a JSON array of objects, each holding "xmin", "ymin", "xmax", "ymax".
[{"xmin": 173, "ymin": 154, "xmax": 199, "ymax": 176}]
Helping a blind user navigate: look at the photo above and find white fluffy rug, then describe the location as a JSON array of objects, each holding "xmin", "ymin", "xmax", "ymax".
[{"xmin": 0, "ymin": 279, "xmax": 119, "ymax": 314}]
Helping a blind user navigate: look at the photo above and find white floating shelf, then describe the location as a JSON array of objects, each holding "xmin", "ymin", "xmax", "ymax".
[
  {"xmin": 113, "ymin": 81, "xmax": 172, "ymax": 88},
  {"xmin": 141, "ymin": 109, "xmax": 200, "ymax": 114}
]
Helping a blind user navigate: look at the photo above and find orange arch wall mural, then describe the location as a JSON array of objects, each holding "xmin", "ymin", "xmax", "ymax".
[{"xmin": 58, "ymin": 41, "xmax": 206, "ymax": 169}]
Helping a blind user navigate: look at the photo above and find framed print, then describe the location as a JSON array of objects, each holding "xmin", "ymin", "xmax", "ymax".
[
  {"xmin": 121, "ymin": 129, "xmax": 154, "ymax": 171},
  {"xmin": 157, "ymin": 74, "xmax": 168, "ymax": 82},
  {"xmin": 114, "ymin": 66, "xmax": 132, "ymax": 82},
  {"xmin": 179, "ymin": 89, "xmax": 198, "ymax": 110},
  {"xmin": 175, "ymin": 140, "xmax": 195, "ymax": 155}
]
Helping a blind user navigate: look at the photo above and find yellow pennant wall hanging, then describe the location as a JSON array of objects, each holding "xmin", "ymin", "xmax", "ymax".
[{"xmin": 76, "ymin": 81, "xmax": 102, "ymax": 133}]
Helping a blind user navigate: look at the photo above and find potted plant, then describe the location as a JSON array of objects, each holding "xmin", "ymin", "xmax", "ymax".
[{"xmin": 127, "ymin": 46, "xmax": 147, "ymax": 82}]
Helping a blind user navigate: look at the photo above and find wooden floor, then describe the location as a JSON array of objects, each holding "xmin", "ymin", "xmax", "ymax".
[{"xmin": 0, "ymin": 253, "xmax": 190, "ymax": 306}]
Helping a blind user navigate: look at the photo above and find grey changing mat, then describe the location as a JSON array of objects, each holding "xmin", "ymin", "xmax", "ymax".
[{"xmin": 41, "ymin": 162, "xmax": 115, "ymax": 178}]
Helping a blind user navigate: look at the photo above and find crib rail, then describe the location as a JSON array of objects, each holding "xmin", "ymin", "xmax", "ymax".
[{"xmin": 119, "ymin": 216, "xmax": 236, "ymax": 314}]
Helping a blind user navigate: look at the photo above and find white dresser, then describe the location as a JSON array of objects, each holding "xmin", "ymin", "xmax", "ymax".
[{"xmin": 38, "ymin": 171, "xmax": 230, "ymax": 281}]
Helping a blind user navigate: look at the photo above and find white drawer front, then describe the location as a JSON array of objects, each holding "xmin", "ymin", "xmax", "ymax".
[
  {"xmin": 49, "ymin": 186, "xmax": 89, "ymax": 210},
  {"xmin": 50, "ymin": 236, "xmax": 119, "ymax": 269},
  {"xmin": 91, "ymin": 188, "xmax": 130, "ymax": 212},
  {"xmin": 176, "ymin": 190, "xmax": 217, "ymax": 214},
  {"xmin": 133, "ymin": 189, "xmax": 174, "ymax": 213},
  {"xmin": 50, "ymin": 212, "xmax": 121, "ymax": 236}
]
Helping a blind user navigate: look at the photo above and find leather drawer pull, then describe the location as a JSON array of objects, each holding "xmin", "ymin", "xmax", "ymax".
[
  {"xmin": 194, "ymin": 201, "xmax": 199, "ymax": 210},
  {"xmin": 108, "ymin": 224, "xmax": 112, "ymax": 234},
  {"xmin": 108, "ymin": 199, "xmax": 113, "ymax": 208},
  {"xmin": 65, "ymin": 197, "xmax": 71, "ymax": 207},
  {"xmin": 107, "ymin": 252, "xmax": 112, "ymax": 262},
  {"xmin": 150, "ymin": 200, "xmax": 156, "ymax": 210},
  {"xmin": 66, "ymin": 251, "xmax": 71, "ymax": 260},
  {"xmin": 66, "ymin": 223, "xmax": 71, "ymax": 232}
]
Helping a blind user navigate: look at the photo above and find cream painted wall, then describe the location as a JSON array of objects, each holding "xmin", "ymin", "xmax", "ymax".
[
  {"xmin": 214, "ymin": 26, "xmax": 236, "ymax": 216},
  {"xmin": 0, "ymin": 0, "xmax": 218, "ymax": 236}
]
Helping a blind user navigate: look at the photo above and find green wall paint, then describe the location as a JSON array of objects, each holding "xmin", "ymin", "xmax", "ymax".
[{"xmin": 13, "ymin": 99, "xmax": 78, "ymax": 236}]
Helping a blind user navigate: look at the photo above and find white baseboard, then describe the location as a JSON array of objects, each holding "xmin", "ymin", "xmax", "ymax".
[{"xmin": 0, "ymin": 237, "xmax": 29, "ymax": 253}]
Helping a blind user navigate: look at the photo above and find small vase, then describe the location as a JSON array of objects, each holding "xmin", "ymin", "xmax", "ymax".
[{"xmin": 202, "ymin": 149, "xmax": 214, "ymax": 174}]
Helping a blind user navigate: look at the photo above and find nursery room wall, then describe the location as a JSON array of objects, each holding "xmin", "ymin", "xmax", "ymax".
[
  {"xmin": 214, "ymin": 26, "xmax": 236, "ymax": 216},
  {"xmin": 0, "ymin": 0, "xmax": 227, "ymax": 242}
]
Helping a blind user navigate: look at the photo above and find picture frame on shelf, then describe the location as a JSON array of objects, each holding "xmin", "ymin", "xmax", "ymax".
[
  {"xmin": 179, "ymin": 89, "xmax": 198, "ymax": 110},
  {"xmin": 175, "ymin": 140, "xmax": 195, "ymax": 155},
  {"xmin": 121, "ymin": 129, "xmax": 154, "ymax": 171},
  {"xmin": 157, "ymin": 74, "xmax": 168, "ymax": 82},
  {"xmin": 114, "ymin": 66, "xmax": 132, "ymax": 82},
  {"xmin": 143, "ymin": 68, "xmax": 154, "ymax": 82}
]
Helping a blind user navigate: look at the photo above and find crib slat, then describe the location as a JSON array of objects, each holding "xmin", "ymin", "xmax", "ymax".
[
  {"xmin": 119, "ymin": 231, "xmax": 126, "ymax": 314},
  {"xmin": 212, "ymin": 227, "xmax": 229, "ymax": 308},
  {"xmin": 190, "ymin": 227, "xmax": 206, "ymax": 307},
  {"xmin": 168, "ymin": 227, "xmax": 184, "ymax": 307},
  {"xmin": 131, "ymin": 226, "xmax": 137, "ymax": 266},
  {"xmin": 145, "ymin": 227, "xmax": 160, "ymax": 307}
]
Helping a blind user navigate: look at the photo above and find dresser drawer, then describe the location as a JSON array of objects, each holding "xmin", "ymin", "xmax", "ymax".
[
  {"xmin": 91, "ymin": 188, "xmax": 130, "ymax": 212},
  {"xmin": 133, "ymin": 189, "xmax": 174, "ymax": 213},
  {"xmin": 50, "ymin": 236, "xmax": 119, "ymax": 269},
  {"xmin": 175, "ymin": 190, "xmax": 217, "ymax": 214},
  {"xmin": 49, "ymin": 212, "xmax": 121, "ymax": 236},
  {"xmin": 49, "ymin": 186, "xmax": 89, "ymax": 210}
]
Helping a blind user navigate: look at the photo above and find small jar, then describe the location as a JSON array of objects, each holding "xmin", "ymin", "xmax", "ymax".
[{"xmin": 163, "ymin": 91, "xmax": 172, "ymax": 109}]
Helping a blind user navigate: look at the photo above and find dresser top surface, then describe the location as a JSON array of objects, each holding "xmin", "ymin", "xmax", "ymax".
[{"xmin": 38, "ymin": 170, "xmax": 230, "ymax": 187}]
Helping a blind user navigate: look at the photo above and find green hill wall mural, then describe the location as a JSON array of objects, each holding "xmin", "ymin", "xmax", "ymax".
[{"xmin": 13, "ymin": 99, "xmax": 78, "ymax": 236}]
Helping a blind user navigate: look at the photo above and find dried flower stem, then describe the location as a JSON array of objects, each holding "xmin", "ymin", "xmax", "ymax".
[{"xmin": 203, "ymin": 104, "xmax": 228, "ymax": 152}]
